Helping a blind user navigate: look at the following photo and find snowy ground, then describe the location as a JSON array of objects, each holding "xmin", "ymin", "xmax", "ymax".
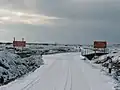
[
  {"xmin": 90, "ymin": 50, "xmax": 120, "ymax": 90},
  {"xmin": 0, "ymin": 53, "xmax": 115, "ymax": 90},
  {"xmin": 0, "ymin": 43, "xmax": 79, "ymax": 85},
  {"xmin": 0, "ymin": 50, "xmax": 44, "ymax": 85}
]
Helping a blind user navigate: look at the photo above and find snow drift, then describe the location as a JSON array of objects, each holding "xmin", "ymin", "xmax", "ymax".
[
  {"xmin": 88, "ymin": 51, "xmax": 120, "ymax": 89},
  {"xmin": 0, "ymin": 50, "xmax": 44, "ymax": 85}
]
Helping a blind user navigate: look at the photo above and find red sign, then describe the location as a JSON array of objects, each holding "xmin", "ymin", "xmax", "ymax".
[
  {"xmin": 13, "ymin": 41, "xmax": 26, "ymax": 47},
  {"xmin": 94, "ymin": 41, "xmax": 107, "ymax": 48}
]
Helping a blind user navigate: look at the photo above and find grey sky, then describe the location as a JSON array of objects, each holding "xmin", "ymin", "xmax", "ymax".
[{"xmin": 0, "ymin": 0, "xmax": 120, "ymax": 44}]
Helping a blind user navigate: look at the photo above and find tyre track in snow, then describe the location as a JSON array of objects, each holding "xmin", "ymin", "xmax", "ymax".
[
  {"xmin": 69, "ymin": 59, "xmax": 92, "ymax": 90},
  {"xmin": 75, "ymin": 60, "xmax": 93, "ymax": 90},
  {"xmin": 63, "ymin": 61, "xmax": 73, "ymax": 90},
  {"xmin": 20, "ymin": 60, "xmax": 57, "ymax": 90},
  {"xmin": 69, "ymin": 66, "xmax": 72, "ymax": 90},
  {"xmin": 22, "ymin": 58, "xmax": 68, "ymax": 90},
  {"xmin": 25, "ymin": 56, "xmax": 70, "ymax": 90},
  {"xmin": 0, "ymin": 56, "xmax": 57, "ymax": 90},
  {"xmin": 64, "ymin": 67, "xmax": 69, "ymax": 90}
]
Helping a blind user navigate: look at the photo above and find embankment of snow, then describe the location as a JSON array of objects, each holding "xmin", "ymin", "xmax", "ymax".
[
  {"xmin": 89, "ymin": 51, "xmax": 120, "ymax": 89},
  {"xmin": 0, "ymin": 51, "xmax": 44, "ymax": 85}
]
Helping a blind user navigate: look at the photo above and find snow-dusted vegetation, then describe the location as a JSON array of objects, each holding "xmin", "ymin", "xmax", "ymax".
[
  {"xmin": 0, "ymin": 43, "xmax": 79, "ymax": 85},
  {"xmin": 83, "ymin": 45, "xmax": 120, "ymax": 90},
  {"xmin": 0, "ymin": 51, "xmax": 43, "ymax": 85}
]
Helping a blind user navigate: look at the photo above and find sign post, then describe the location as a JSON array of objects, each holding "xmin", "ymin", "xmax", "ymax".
[
  {"xmin": 107, "ymin": 56, "xmax": 112, "ymax": 74},
  {"xmin": 22, "ymin": 38, "xmax": 24, "ymax": 52},
  {"xmin": 13, "ymin": 38, "xmax": 26, "ymax": 53},
  {"xmin": 94, "ymin": 41, "xmax": 107, "ymax": 58},
  {"xmin": 13, "ymin": 37, "xmax": 15, "ymax": 53}
]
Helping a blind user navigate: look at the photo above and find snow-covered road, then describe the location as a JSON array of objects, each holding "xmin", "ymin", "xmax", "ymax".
[{"xmin": 0, "ymin": 53, "xmax": 115, "ymax": 90}]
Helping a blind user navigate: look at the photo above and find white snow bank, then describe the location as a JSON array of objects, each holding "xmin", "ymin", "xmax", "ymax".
[
  {"xmin": 0, "ymin": 50, "xmax": 43, "ymax": 85},
  {"xmin": 93, "ymin": 51, "xmax": 120, "ymax": 64},
  {"xmin": 90, "ymin": 51, "xmax": 120, "ymax": 89}
]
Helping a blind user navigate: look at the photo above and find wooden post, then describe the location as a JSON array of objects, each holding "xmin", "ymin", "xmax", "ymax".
[
  {"xmin": 108, "ymin": 57, "xmax": 112, "ymax": 74},
  {"xmin": 104, "ymin": 48, "xmax": 105, "ymax": 53},
  {"xmin": 13, "ymin": 37, "xmax": 15, "ymax": 54},
  {"xmin": 22, "ymin": 38, "xmax": 24, "ymax": 52},
  {"xmin": 94, "ymin": 48, "xmax": 96, "ymax": 57}
]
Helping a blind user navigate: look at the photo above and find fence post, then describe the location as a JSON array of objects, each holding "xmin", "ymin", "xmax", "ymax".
[
  {"xmin": 108, "ymin": 57, "xmax": 112, "ymax": 74},
  {"xmin": 13, "ymin": 37, "xmax": 15, "ymax": 54}
]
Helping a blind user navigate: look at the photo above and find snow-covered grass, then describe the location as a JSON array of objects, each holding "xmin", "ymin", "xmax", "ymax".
[
  {"xmin": 3, "ymin": 44, "xmax": 79, "ymax": 55},
  {"xmin": 0, "ymin": 43, "xmax": 79, "ymax": 86},
  {"xmin": 26, "ymin": 44, "xmax": 79, "ymax": 55},
  {"xmin": 83, "ymin": 47, "xmax": 120, "ymax": 90},
  {"xmin": 0, "ymin": 50, "xmax": 44, "ymax": 85}
]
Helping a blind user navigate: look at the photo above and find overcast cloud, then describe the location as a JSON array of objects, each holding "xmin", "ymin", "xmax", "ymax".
[{"xmin": 0, "ymin": 0, "xmax": 120, "ymax": 44}]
